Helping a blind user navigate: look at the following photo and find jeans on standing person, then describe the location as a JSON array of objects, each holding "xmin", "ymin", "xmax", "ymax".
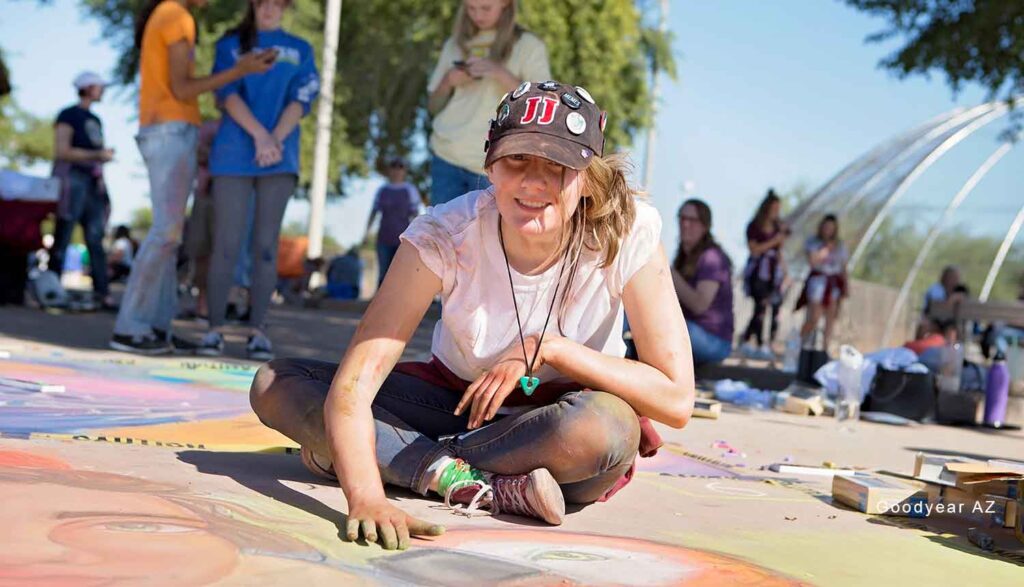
[
  {"xmin": 687, "ymin": 321, "xmax": 732, "ymax": 365},
  {"xmin": 376, "ymin": 243, "xmax": 400, "ymax": 286},
  {"xmin": 114, "ymin": 122, "xmax": 198, "ymax": 337},
  {"xmin": 50, "ymin": 169, "xmax": 110, "ymax": 298},
  {"xmin": 429, "ymin": 154, "xmax": 490, "ymax": 206},
  {"xmin": 250, "ymin": 358, "xmax": 642, "ymax": 504}
]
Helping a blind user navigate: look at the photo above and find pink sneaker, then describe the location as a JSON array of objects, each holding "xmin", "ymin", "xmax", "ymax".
[{"xmin": 446, "ymin": 467, "xmax": 565, "ymax": 526}]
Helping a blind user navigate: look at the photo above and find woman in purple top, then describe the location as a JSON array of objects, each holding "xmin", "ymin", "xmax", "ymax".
[
  {"xmin": 364, "ymin": 157, "xmax": 423, "ymax": 286},
  {"xmin": 671, "ymin": 199, "xmax": 734, "ymax": 365}
]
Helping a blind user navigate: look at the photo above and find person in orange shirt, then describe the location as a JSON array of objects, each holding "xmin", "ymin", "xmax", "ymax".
[{"xmin": 111, "ymin": 0, "xmax": 275, "ymax": 355}]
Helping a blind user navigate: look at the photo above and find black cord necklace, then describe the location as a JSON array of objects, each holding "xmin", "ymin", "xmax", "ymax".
[{"xmin": 498, "ymin": 215, "xmax": 572, "ymax": 396}]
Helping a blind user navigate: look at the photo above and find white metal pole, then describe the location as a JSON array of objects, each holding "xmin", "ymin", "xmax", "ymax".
[{"xmin": 307, "ymin": 0, "xmax": 343, "ymax": 270}]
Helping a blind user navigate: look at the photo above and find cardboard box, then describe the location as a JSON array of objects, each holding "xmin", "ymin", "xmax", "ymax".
[
  {"xmin": 693, "ymin": 398, "xmax": 721, "ymax": 420},
  {"xmin": 1016, "ymin": 480, "xmax": 1024, "ymax": 544},
  {"xmin": 783, "ymin": 388, "xmax": 824, "ymax": 416},
  {"xmin": 832, "ymin": 474, "xmax": 930, "ymax": 517},
  {"xmin": 944, "ymin": 462, "xmax": 1023, "ymax": 496},
  {"xmin": 939, "ymin": 486, "xmax": 1018, "ymax": 528},
  {"xmin": 913, "ymin": 452, "xmax": 971, "ymax": 485}
]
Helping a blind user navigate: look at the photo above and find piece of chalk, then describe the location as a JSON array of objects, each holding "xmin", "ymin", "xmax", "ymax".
[{"xmin": 967, "ymin": 528, "xmax": 994, "ymax": 551}]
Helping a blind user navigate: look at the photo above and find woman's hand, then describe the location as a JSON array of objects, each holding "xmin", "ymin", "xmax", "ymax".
[
  {"xmin": 236, "ymin": 49, "xmax": 277, "ymax": 76},
  {"xmin": 254, "ymin": 130, "xmax": 283, "ymax": 167},
  {"xmin": 456, "ymin": 334, "xmax": 552, "ymax": 429},
  {"xmin": 465, "ymin": 57, "xmax": 509, "ymax": 81},
  {"xmin": 345, "ymin": 494, "xmax": 445, "ymax": 550},
  {"xmin": 444, "ymin": 66, "xmax": 474, "ymax": 88}
]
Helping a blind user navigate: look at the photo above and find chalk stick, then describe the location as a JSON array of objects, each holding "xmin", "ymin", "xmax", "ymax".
[
  {"xmin": 0, "ymin": 377, "xmax": 65, "ymax": 393},
  {"xmin": 769, "ymin": 463, "xmax": 857, "ymax": 476}
]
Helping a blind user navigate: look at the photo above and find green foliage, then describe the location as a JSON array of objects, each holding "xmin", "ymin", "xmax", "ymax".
[
  {"xmin": 0, "ymin": 96, "xmax": 53, "ymax": 169},
  {"xmin": 853, "ymin": 217, "xmax": 1024, "ymax": 305},
  {"xmin": 78, "ymin": 0, "xmax": 674, "ymax": 195},
  {"xmin": 0, "ymin": 49, "xmax": 11, "ymax": 96},
  {"xmin": 845, "ymin": 0, "xmax": 1024, "ymax": 101},
  {"xmin": 129, "ymin": 206, "xmax": 153, "ymax": 233}
]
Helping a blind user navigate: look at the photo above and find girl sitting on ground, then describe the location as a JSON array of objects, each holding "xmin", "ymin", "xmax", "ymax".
[{"xmin": 250, "ymin": 82, "xmax": 695, "ymax": 550}]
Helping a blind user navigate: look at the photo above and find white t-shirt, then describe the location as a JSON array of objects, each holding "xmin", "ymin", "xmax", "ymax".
[
  {"xmin": 427, "ymin": 31, "xmax": 551, "ymax": 175},
  {"xmin": 401, "ymin": 189, "xmax": 662, "ymax": 383}
]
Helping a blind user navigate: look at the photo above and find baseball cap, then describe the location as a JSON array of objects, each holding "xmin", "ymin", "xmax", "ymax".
[
  {"xmin": 73, "ymin": 71, "xmax": 108, "ymax": 90},
  {"xmin": 484, "ymin": 80, "xmax": 607, "ymax": 171}
]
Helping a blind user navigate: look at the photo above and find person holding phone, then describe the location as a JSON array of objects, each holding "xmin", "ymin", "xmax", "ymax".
[
  {"xmin": 738, "ymin": 189, "xmax": 788, "ymax": 359},
  {"xmin": 426, "ymin": 0, "xmax": 551, "ymax": 206},
  {"xmin": 110, "ymin": 0, "xmax": 275, "ymax": 355},
  {"xmin": 197, "ymin": 0, "xmax": 320, "ymax": 361}
]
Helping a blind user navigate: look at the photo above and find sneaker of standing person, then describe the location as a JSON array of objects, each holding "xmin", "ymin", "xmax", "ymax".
[
  {"xmin": 247, "ymin": 331, "xmax": 274, "ymax": 361},
  {"xmin": 109, "ymin": 333, "xmax": 172, "ymax": 356},
  {"xmin": 757, "ymin": 344, "xmax": 776, "ymax": 361},
  {"xmin": 153, "ymin": 328, "xmax": 200, "ymax": 355},
  {"xmin": 739, "ymin": 341, "xmax": 758, "ymax": 359},
  {"xmin": 438, "ymin": 459, "xmax": 565, "ymax": 526},
  {"xmin": 197, "ymin": 331, "xmax": 225, "ymax": 357}
]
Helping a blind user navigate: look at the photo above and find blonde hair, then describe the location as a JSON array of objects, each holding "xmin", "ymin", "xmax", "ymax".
[
  {"xmin": 452, "ymin": 0, "xmax": 522, "ymax": 62},
  {"xmin": 553, "ymin": 153, "xmax": 641, "ymax": 331}
]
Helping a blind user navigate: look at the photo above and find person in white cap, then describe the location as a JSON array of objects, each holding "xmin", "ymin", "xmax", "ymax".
[{"xmin": 49, "ymin": 71, "xmax": 116, "ymax": 309}]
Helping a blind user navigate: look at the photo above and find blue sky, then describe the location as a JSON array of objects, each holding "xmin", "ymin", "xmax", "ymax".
[{"xmin": 2, "ymin": 0, "xmax": 1017, "ymax": 264}]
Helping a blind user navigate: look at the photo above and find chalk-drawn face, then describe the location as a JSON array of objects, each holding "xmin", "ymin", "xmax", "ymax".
[
  {"xmin": 405, "ymin": 529, "xmax": 801, "ymax": 586},
  {"xmin": 0, "ymin": 454, "xmax": 237, "ymax": 585}
]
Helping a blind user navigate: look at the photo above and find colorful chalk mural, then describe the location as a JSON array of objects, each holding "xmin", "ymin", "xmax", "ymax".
[
  {"xmin": 0, "ymin": 447, "xmax": 803, "ymax": 586},
  {"xmin": 0, "ymin": 349, "xmax": 259, "ymax": 437}
]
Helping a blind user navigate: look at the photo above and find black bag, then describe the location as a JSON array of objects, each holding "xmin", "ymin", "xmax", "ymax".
[
  {"xmin": 863, "ymin": 367, "xmax": 936, "ymax": 422},
  {"xmin": 797, "ymin": 348, "xmax": 829, "ymax": 385}
]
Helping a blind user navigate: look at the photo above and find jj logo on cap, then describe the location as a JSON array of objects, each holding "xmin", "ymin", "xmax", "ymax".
[{"xmin": 520, "ymin": 96, "xmax": 559, "ymax": 125}]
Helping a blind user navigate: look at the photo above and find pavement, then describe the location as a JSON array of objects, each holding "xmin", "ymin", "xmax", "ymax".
[{"xmin": 0, "ymin": 301, "xmax": 1022, "ymax": 586}]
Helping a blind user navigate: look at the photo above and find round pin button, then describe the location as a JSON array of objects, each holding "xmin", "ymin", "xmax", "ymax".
[
  {"xmin": 566, "ymin": 112, "xmax": 587, "ymax": 135},
  {"xmin": 511, "ymin": 81, "xmax": 531, "ymax": 100},
  {"xmin": 561, "ymin": 92, "xmax": 581, "ymax": 109},
  {"xmin": 575, "ymin": 86, "xmax": 595, "ymax": 104},
  {"xmin": 497, "ymin": 103, "xmax": 511, "ymax": 125},
  {"xmin": 539, "ymin": 81, "xmax": 559, "ymax": 91}
]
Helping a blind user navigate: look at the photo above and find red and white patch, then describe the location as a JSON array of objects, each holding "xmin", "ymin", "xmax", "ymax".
[{"xmin": 520, "ymin": 96, "xmax": 559, "ymax": 125}]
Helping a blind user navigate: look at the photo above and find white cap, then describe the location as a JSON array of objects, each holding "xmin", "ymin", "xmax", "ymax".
[{"xmin": 73, "ymin": 71, "xmax": 108, "ymax": 90}]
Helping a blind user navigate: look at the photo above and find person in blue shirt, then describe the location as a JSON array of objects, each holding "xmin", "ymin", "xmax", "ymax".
[{"xmin": 199, "ymin": 0, "xmax": 319, "ymax": 360}]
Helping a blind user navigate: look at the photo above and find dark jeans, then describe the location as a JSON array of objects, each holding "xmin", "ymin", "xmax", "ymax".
[
  {"xmin": 51, "ymin": 169, "xmax": 109, "ymax": 297},
  {"xmin": 429, "ymin": 154, "xmax": 490, "ymax": 206},
  {"xmin": 376, "ymin": 243, "xmax": 400, "ymax": 286},
  {"xmin": 742, "ymin": 277, "xmax": 775, "ymax": 346},
  {"xmin": 250, "ymin": 358, "xmax": 641, "ymax": 504}
]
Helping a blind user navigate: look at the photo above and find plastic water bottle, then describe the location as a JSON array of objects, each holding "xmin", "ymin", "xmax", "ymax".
[
  {"xmin": 937, "ymin": 342, "xmax": 964, "ymax": 394},
  {"xmin": 837, "ymin": 345, "xmax": 864, "ymax": 423},
  {"xmin": 782, "ymin": 328, "xmax": 801, "ymax": 373},
  {"xmin": 984, "ymin": 351, "xmax": 1010, "ymax": 427}
]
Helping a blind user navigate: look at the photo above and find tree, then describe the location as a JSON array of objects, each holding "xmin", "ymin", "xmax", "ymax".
[
  {"xmin": 0, "ymin": 97, "xmax": 53, "ymax": 169},
  {"xmin": 78, "ymin": 0, "xmax": 674, "ymax": 194},
  {"xmin": 845, "ymin": 0, "xmax": 1024, "ymax": 102},
  {"xmin": 129, "ymin": 207, "xmax": 152, "ymax": 233}
]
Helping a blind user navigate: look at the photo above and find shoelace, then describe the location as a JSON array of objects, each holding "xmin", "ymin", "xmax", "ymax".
[
  {"xmin": 491, "ymin": 475, "xmax": 534, "ymax": 517},
  {"xmin": 443, "ymin": 479, "xmax": 495, "ymax": 518}
]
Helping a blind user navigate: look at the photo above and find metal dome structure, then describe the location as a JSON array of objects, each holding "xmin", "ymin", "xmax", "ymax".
[{"xmin": 784, "ymin": 98, "xmax": 1024, "ymax": 345}]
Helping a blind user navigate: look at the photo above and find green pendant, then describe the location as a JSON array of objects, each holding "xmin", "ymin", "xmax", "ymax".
[{"xmin": 519, "ymin": 376, "xmax": 540, "ymax": 396}]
